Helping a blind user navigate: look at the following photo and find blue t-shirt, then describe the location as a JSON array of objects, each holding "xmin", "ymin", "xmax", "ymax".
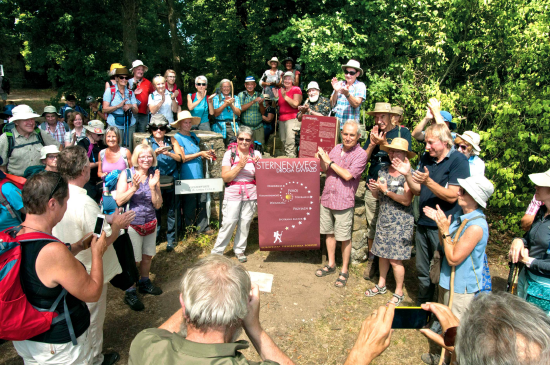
[
  {"xmin": 0, "ymin": 182, "xmax": 24, "ymax": 231},
  {"xmin": 147, "ymin": 136, "xmax": 178, "ymax": 178},
  {"xmin": 364, "ymin": 125, "xmax": 412, "ymax": 181},
  {"xmin": 102, "ymin": 86, "xmax": 138, "ymax": 128},
  {"xmin": 417, "ymin": 149, "xmax": 470, "ymax": 226},
  {"xmin": 174, "ymin": 132, "xmax": 203, "ymax": 179},
  {"xmin": 189, "ymin": 94, "xmax": 210, "ymax": 124}
]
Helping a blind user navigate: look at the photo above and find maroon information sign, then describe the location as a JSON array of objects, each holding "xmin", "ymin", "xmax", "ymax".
[
  {"xmin": 298, "ymin": 115, "xmax": 339, "ymax": 158},
  {"xmin": 256, "ymin": 158, "xmax": 320, "ymax": 251}
]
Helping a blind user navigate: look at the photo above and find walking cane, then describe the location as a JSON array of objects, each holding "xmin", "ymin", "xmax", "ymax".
[
  {"xmin": 230, "ymin": 80, "xmax": 237, "ymax": 136},
  {"xmin": 506, "ymin": 261, "xmax": 522, "ymax": 294},
  {"xmin": 272, "ymin": 111, "xmax": 278, "ymax": 156},
  {"xmin": 437, "ymin": 219, "xmax": 469, "ymax": 365}
]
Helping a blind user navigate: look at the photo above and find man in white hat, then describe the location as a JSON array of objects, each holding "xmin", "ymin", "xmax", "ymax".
[
  {"xmin": 0, "ymin": 104, "xmax": 60, "ymax": 176},
  {"xmin": 39, "ymin": 105, "xmax": 69, "ymax": 145},
  {"xmin": 297, "ymin": 81, "xmax": 331, "ymax": 121},
  {"xmin": 238, "ymin": 76, "xmax": 266, "ymax": 144},
  {"xmin": 129, "ymin": 60, "xmax": 154, "ymax": 133},
  {"xmin": 330, "ymin": 60, "xmax": 367, "ymax": 129}
]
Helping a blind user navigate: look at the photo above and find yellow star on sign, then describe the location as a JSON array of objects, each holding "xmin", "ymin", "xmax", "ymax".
[{"xmin": 285, "ymin": 227, "xmax": 289, "ymax": 230}]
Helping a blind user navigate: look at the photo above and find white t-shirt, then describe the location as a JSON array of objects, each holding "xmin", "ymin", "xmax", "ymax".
[
  {"xmin": 52, "ymin": 184, "xmax": 122, "ymax": 283},
  {"xmin": 222, "ymin": 149, "xmax": 261, "ymax": 201},
  {"xmin": 148, "ymin": 90, "xmax": 174, "ymax": 123}
]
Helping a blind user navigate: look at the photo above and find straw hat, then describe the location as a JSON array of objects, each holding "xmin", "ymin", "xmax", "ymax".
[
  {"xmin": 171, "ymin": 110, "xmax": 201, "ymax": 128},
  {"xmin": 457, "ymin": 176, "xmax": 494, "ymax": 208},
  {"xmin": 380, "ymin": 137, "xmax": 416, "ymax": 159},
  {"xmin": 307, "ymin": 81, "xmax": 320, "ymax": 91},
  {"xmin": 83, "ymin": 120, "xmax": 105, "ymax": 134},
  {"xmin": 457, "ymin": 131, "xmax": 481, "ymax": 154},
  {"xmin": 113, "ymin": 67, "xmax": 130, "ymax": 76},
  {"xmin": 283, "ymin": 71, "xmax": 294, "ymax": 78},
  {"xmin": 9, "ymin": 105, "xmax": 41, "ymax": 122},
  {"xmin": 41, "ymin": 105, "xmax": 61, "ymax": 118},
  {"xmin": 267, "ymin": 57, "xmax": 279, "ymax": 66},
  {"xmin": 366, "ymin": 102, "xmax": 392, "ymax": 116},
  {"xmin": 341, "ymin": 60, "xmax": 363, "ymax": 77},
  {"xmin": 529, "ymin": 169, "xmax": 550, "ymax": 188},
  {"xmin": 110, "ymin": 63, "xmax": 124, "ymax": 72},
  {"xmin": 129, "ymin": 60, "xmax": 148, "ymax": 73},
  {"xmin": 40, "ymin": 145, "xmax": 60, "ymax": 160},
  {"xmin": 390, "ymin": 106, "xmax": 404, "ymax": 116}
]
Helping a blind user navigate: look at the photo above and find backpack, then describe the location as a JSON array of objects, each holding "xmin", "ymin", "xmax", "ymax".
[
  {"xmin": 0, "ymin": 173, "xmax": 25, "ymax": 223},
  {"xmin": 0, "ymin": 227, "xmax": 77, "ymax": 344},
  {"xmin": 2, "ymin": 122, "xmax": 46, "ymax": 160},
  {"xmin": 106, "ymin": 85, "xmax": 134, "ymax": 119}
]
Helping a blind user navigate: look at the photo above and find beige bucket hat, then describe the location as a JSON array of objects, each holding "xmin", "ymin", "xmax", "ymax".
[
  {"xmin": 129, "ymin": 60, "xmax": 148, "ymax": 73},
  {"xmin": 171, "ymin": 110, "xmax": 201, "ymax": 128},
  {"xmin": 380, "ymin": 137, "xmax": 416, "ymax": 159},
  {"xmin": 84, "ymin": 120, "xmax": 106, "ymax": 134},
  {"xmin": 10, "ymin": 105, "xmax": 41, "ymax": 122},
  {"xmin": 341, "ymin": 60, "xmax": 363, "ymax": 77},
  {"xmin": 267, "ymin": 57, "xmax": 280, "ymax": 67},
  {"xmin": 457, "ymin": 176, "xmax": 494, "ymax": 208},
  {"xmin": 41, "ymin": 105, "xmax": 61, "ymax": 118},
  {"xmin": 390, "ymin": 106, "xmax": 404, "ymax": 116},
  {"xmin": 40, "ymin": 145, "xmax": 60, "ymax": 160},
  {"xmin": 366, "ymin": 102, "xmax": 392, "ymax": 116},
  {"xmin": 457, "ymin": 131, "xmax": 481, "ymax": 154}
]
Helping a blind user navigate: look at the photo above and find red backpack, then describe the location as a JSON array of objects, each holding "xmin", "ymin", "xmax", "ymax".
[{"xmin": 0, "ymin": 228, "xmax": 77, "ymax": 344}]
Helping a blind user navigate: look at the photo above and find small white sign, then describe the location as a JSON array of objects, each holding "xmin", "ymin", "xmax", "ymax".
[
  {"xmin": 248, "ymin": 271, "xmax": 274, "ymax": 293},
  {"xmin": 175, "ymin": 178, "xmax": 224, "ymax": 195}
]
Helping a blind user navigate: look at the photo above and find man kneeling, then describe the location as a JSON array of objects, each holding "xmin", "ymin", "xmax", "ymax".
[{"xmin": 128, "ymin": 255, "xmax": 294, "ymax": 365}]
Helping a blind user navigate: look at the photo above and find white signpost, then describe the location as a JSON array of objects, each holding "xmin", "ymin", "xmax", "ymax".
[{"xmin": 175, "ymin": 178, "xmax": 225, "ymax": 222}]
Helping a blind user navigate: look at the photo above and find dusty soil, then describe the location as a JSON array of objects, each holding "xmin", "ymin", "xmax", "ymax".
[
  {"xmin": 0, "ymin": 219, "xmax": 513, "ymax": 365},
  {"xmin": 2, "ymin": 89, "xmax": 58, "ymax": 113}
]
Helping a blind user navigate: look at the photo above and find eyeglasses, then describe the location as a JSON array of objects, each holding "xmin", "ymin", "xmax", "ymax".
[
  {"xmin": 48, "ymin": 173, "xmax": 62, "ymax": 200},
  {"xmin": 150, "ymin": 126, "xmax": 167, "ymax": 132},
  {"xmin": 455, "ymin": 144, "xmax": 469, "ymax": 151},
  {"xmin": 196, "ymin": 83, "xmax": 206, "ymax": 86},
  {"xmin": 238, "ymin": 137, "xmax": 252, "ymax": 143},
  {"xmin": 139, "ymin": 156, "xmax": 154, "ymax": 161},
  {"xmin": 344, "ymin": 70, "xmax": 357, "ymax": 76},
  {"xmin": 118, "ymin": 76, "xmax": 130, "ymax": 80}
]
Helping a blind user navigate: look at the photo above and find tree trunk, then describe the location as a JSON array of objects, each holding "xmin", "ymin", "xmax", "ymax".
[
  {"xmin": 234, "ymin": 0, "xmax": 248, "ymax": 81},
  {"xmin": 122, "ymin": 0, "xmax": 138, "ymax": 66},
  {"xmin": 165, "ymin": 0, "xmax": 183, "ymax": 87}
]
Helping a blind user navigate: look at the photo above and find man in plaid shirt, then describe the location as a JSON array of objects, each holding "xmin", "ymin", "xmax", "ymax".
[
  {"xmin": 212, "ymin": 79, "xmax": 241, "ymax": 146},
  {"xmin": 39, "ymin": 105, "xmax": 68, "ymax": 145},
  {"xmin": 330, "ymin": 60, "xmax": 367, "ymax": 129},
  {"xmin": 315, "ymin": 119, "xmax": 367, "ymax": 288},
  {"xmin": 238, "ymin": 76, "xmax": 266, "ymax": 144}
]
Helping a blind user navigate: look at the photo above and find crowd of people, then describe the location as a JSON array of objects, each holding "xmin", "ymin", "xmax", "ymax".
[{"xmin": 1, "ymin": 56, "xmax": 549, "ymax": 365}]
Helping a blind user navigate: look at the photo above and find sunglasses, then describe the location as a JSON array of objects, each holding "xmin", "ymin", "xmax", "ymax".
[
  {"xmin": 48, "ymin": 173, "xmax": 62, "ymax": 200},
  {"xmin": 196, "ymin": 83, "xmax": 206, "ymax": 86},
  {"xmin": 344, "ymin": 70, "xmax": 357, "ymax": 76},
  {"xmin": 455, "ymin": 144, "xmax": 469, "ymax": 151},
  {"xmin": 117, "ymin": 76, "xmax": 130, "ymax": 80},
  {"xmin": 238, "ymin": 137, "xmax": 252, "ymax": 143},
  {"xmin": 150, "ymin": 126, "xmax": 167, "ymax": 132}
]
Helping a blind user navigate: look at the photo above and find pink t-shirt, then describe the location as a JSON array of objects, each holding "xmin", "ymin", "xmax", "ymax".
[
  {"xmin": 222, "ymin": 150, "xmax": 262, "ymax": 201},
  {"xmin": 278, "ymin": 86, "xmax": 302, "ymax": 121}
]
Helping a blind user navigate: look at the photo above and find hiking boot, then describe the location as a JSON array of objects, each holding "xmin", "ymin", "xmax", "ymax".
[
  {"xmin": 138, "ymin": 279, "xmax": 163, "ymax": 295},
  {"xmin": 124, "ymin": 291, "xmax": 144, "ymax": 311},
  {"xmin": 363, "ymin": 256, "xmax": 379, "ymax": 280},
  {"xmin": 101, "ymin": 352, "xmax": 120, "ymax": 365},
  {"xmin": 421, "ymin": 353, "xmax": 447, "ymax": 365},
  {"xmin": 166, "ymin": 243, "xmax": 174, "ymax": 252}
]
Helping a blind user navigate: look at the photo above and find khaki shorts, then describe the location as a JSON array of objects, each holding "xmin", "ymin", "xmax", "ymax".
[
  {"xmin": 438, "ymin": 286, "xmax": 475, "ymax": 321},
  {"xmin": 364, "ymin": 189, "xmax": 380, "ymax": 239},
  {"xmin": 320, "ymin": 204, "xmax": 354, "ymax": 241}
]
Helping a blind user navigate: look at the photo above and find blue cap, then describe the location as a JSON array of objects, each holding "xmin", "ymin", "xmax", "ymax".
[
  {"xmin": 2, "ymin": 104, "xmax": 15, "ymax": 117},
  {"xmin": 245, "ymin": 76, "xmax": 256, "ymax": 83},
  {"xmin": 440, "ymin": 111, "xmax": 456, "ymax": 130}
]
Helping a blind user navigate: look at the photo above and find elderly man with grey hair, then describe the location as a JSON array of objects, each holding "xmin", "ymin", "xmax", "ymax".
[
  {"xmin": 212, "ymin": 78, "xmax": 242, "ymax": 146},
  {"xmin": 128, "ymin": 255, "xmax": 294, "ymax": 365}
]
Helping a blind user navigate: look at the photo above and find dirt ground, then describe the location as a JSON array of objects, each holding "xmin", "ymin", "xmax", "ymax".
[
  {"xmin": 0, "ymin": 218, "xmax": 513, "ymax": 365},
  {"xmin": 0, "ymin": 89, "xmax": 514, "ymax": 364}
]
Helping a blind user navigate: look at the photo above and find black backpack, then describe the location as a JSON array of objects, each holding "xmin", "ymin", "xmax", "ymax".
[{"xmin": 2, "ymin": 123, "xmax": 46, "ymax": 159}]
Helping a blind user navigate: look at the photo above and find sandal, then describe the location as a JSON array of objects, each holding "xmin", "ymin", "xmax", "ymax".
[
  {"xmin": 334, "ymin": 272, "xmax": 349, "ymax": 288},
  {"xmin": 387, "ymin": 293, "xmax": 405, "ymax": 306},
  {"xmin": 315, "ymin": 265, "xmax": 336, "ymax": 277},
  {"xmin": 365, "ymin": 284, "xmax": 387, "ymax": 297}
]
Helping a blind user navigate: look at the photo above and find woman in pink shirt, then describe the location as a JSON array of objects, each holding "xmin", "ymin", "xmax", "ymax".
[{"xmin": 277, "ymin": 71, "xmax": 302, "ymax": 158}]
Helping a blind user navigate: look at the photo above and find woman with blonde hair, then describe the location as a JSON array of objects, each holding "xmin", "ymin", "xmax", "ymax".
[
  {"xmin": 454, "ymin": 131, "xmax": 485, "ymax": 176},
  {"xmin": 64, "ymin": 111, "xmax": 87, "ymax": 147},
  {"xmin": 116, "ymin": 143, "xmax": 163, "ymax": 311},
  {"xmin": 148, "ymin": 75, "xmax": 178, "ymax": 124}
]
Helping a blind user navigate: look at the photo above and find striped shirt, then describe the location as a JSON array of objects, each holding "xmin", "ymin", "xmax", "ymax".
[
  {"xmin": 331, "ymin": 80, "xmax": 366, "ymax": 128},
  {"xmin": 44, "ymin": 122, "xmax": 66, "ymax": 144},
  {"xmin": 526, "ymin": 194, "xmax": 544, "ymax": 216},
  {"xmin": 222, "ymin": 149, "xmax": 261, "ymax": 201},
  {"xmin": 321, "ymin": 143, "xmax": 367, "ymax": 210}
]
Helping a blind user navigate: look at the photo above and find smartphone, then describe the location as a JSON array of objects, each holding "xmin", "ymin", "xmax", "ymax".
[
  {"xmin": 157, "ymin": 146, "xmax": 171, "ymax": 153},
  {"xmin": 391, "ymin": 307, "xmax": 432, "ymax": 329},
  {"xmin": 93, "ymin": 214, "xmax": 105, "ymax": 238}
]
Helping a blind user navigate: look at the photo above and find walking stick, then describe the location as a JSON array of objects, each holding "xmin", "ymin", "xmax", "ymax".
[
  {"xmin": 230, "ymin": 80, "xmax": 237, "ymax": 136},
  {"xmin": 272, "ymin": 111, "xmax": 278, "ymax": 156},
  {"xmin": 437, "ymin": 219, "xmax": 469, "ymax": 365}
]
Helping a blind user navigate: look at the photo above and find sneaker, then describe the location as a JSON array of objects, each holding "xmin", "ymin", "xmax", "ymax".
[
  {"xmin": 236, "ymin": 253, "xmax": 247, "ymax": 263},
  {"xmin": 166, "ymin": 243, "xmax": 174, "ymax": 252},
  {"xmin": 138, "ymin": 279, "xmax": 163, "ymax": 295},
  {"xmin": 101, "ymin": 352, "xmax": 120, "ymax": 365},
  {"xmin": 124, "ymin": 291, "xmax": 144, "ymax": 311},
  {"xmin": 421, "ymin": 353, "xmax": 447, "ymax": 365}
]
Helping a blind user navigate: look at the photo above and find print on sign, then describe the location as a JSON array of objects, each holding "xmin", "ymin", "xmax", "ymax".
[
  {"xmin": 257, "ymin": 158, "xmax": 320, "ymax": 251},
  {"xmin": 298, "ymin": 115, "xmax": 339, "ymax": 158}
]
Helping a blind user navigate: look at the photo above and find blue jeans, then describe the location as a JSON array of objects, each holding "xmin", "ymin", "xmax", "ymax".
[
  {"xmin": 264, "ymin": 123, "xmax": 274, "ymax": 142},
  {"xmin": 156, "ymin": 188, "xmax": 178, "ymax": 244}
]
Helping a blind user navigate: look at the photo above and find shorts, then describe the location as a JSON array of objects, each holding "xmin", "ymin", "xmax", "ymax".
[
  {"xmin": 320, "ymin": 204, "xmax": 353, "ymax": 241},
  {"xmin": 128, "ymin": 226, "xmax": 158, "ymax": 259}
]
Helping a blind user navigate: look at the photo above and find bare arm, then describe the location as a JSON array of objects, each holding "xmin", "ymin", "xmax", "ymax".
[
  {"xmin": 102, "ymin": 99, "xmax": 126, "ymax": 114},
  {"xmin": 282, "ymin": 92, "xmax": 302, "ymax": 109},
  {"xmin": 317, "ymin": 147, "xmax": 353, "ymax": 181},
  {"xmin": 115, "ymin": 170, "xmax": 137, "ymax": 206},
  {"xmin": 443, "ymin": 225, "xmax": 483, "ymax": 266},
  {"xmin": 221, "ymin": 159, "xmax": 246, "ymax": 183},
  {"xmin": 412, "ymin": 117, "xmax": 430, "ymax": 141},
  {"xmin": 214, "ymin": 100, "xmax": 229, "ymax": 117},
  {"xmin": 521, "ymin": 214, "xmax": 536, "ymax": 231},
  {"xmin": 148, "ymin": 94, "xmax": 165, "ymax": 114}
]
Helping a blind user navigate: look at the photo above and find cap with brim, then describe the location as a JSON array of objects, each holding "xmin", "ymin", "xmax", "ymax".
[
  {"xmin": 283, "ymin": 71, "xmax": 294, "ymax": 78},
  {"xmin": 149, "ymin": 114, "xmax": 170, "ymax": 128},
  {"xmin": 457, "ymin": 176, "xmax": 494, "ymax": 208},
  {"xmin": 129, "ymin": 60, "xmax": 148, "ymax": 73},
  {"xmin": 380, "ymin": 137, "xmax": 416, "ymax": 160},
  {"xmin": 113, "ymin": 67, "xmax": 130, "ymax": 76},
  {"xmin": 529, "ymin": 169, "xmax": 550, "ymax": 188},
  {"xmin": 366, "ymin": 102, "xmax": 392, "ymax": 116},
  {"xmin": 41, "ymin": 105, "xmax": 61, "ymax": 118},
  {"xmin": 390, "ymin": 106, "xmax": 404, "ymax": 116},
  {"xmin": 457, "ymin": 131, "xmax": 481, "ymax": 154},
  {"xmin": 282, "ymin": 57, "xmax": 295, "ymax": 66},
  {"xmin": 245, "ymin": 76, "xmax": 256, "ymax": 83},
  {"xmin": 267, "ymin": 57, "xmax": 279, "ymax": 66},
  {"xmin": 341, "ymin": 60, "xmax": 364, "ymax": 77},
  {"xmin": 9, "ymin": 105, "xmax": 41, "ymax": 122},
  {"xmin": 83, "ymin": 120, "xmax": 105, "ymax": 134},
  {"xmin": 307, "ymin": 81, "xmax": 320, "ymax": 91},
  {"xmin": 171, "ymin": 110, "xmax": 201, "ymax": 128},
  {"xmin": 440, "ymin": 111, "xmax": 456, "ymax": 130},
  {"xmin": 40, "ymin": 145, "xmax": 60, "ymax": 160}
]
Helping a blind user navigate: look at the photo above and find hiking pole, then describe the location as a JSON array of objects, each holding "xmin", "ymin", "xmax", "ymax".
[
  {"xmin": 230, "ymin": 80, "xmax": 237, "ymax": 136},
  {"xmin": 273, "ymin": 111, "xmax": 278, "ymax": 156}
]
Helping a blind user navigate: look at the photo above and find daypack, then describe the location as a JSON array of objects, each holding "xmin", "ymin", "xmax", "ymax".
[
  {"xmin": 0, "ymin": 228, "xmax": 77, "ymax": 344},
  {"xmin": 2, "ymin": 123, "xmax": 46, "ymax": 160},
  {"xmin": 0, "ymin": 173, "xmax": 25, "ymax": 223}
]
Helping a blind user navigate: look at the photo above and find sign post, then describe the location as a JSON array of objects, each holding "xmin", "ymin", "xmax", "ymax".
[
  {"xmin": 256, "ymin": 158, "xmax": 320, "ymax": 251},
  {"xmin": 175, "ymin": 178, "xmax": 225, "ymax": 224},
  {"xmin": 298, "ymin": 115, "xmax": 339, "ymax": 158}
]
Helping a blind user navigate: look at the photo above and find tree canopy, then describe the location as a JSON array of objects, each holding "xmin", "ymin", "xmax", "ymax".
[{"xmin": 1, "ymin": 0, "xmax": 549, "ymax": 231}]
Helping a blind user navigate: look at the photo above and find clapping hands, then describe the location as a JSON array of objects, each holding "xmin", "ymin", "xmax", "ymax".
[{"xmin": 148, "ymin": 169, "xmax": 160, "ymax": 189}]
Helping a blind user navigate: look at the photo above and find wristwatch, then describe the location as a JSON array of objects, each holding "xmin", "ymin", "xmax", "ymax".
[
  {"xmin": 329, "ymin": 161, "xmax": 335, "ymax": 168},
  {"xmin": 383, "ymin": 190, "xmax": 388, "ymax": 196}
]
